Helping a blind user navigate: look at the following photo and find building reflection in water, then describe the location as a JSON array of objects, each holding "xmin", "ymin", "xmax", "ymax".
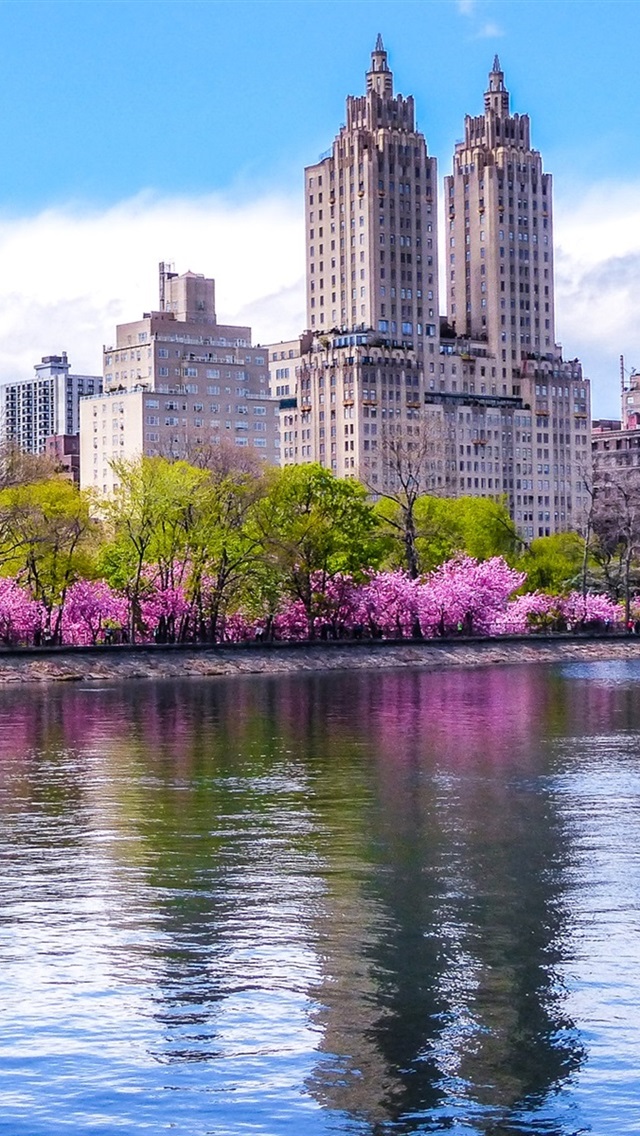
[{"xmin": 1, "ymin": 663, "xmax": 638, "ymax": 1129}]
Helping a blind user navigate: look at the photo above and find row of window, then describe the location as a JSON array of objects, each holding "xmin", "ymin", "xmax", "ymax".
[{"xmin": 144, "ymin": 415, "xmax": 268, "ymax": 431}]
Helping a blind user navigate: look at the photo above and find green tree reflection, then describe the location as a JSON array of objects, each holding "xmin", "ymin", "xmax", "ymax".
[{"xmin": 3, "ymin": 667, "xmax": 633, "ymax": 1132}]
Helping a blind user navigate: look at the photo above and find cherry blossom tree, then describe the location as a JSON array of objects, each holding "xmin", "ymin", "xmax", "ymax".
[
  {"xmin": 271, "ymin": 597, "xmax": 310, "ymax": 641},
  {"xmin": 138, "ymin": 581, "xmax": 190, "ymax": 643},
  {"xmin": 421, "ymin": 556, "xmax": 527, "ymax": 637},
  {"xmin": 0, "ymin": 546, "xmax": 631, "ymax": 650},
  {"xmin": 60, "ymin": 579, "xmax": 129, "ymax": 645},
  {"xmin": 0, "ymin": 578, "xmax": 43, "ymax": 645},
  {"xmin": 560, "ymin": 591, "xmax": 622, "ymax": 629},
  {"xmin": 356, "ymin": 571, "xmax": 422, "ymax": 638},
  {"xmin": 489, "ymin": 592, "xmax": 559, "ymax": 636},
  {"xmin": 219, "ymin": 611, "xmax": 257, "ymax": 643}
]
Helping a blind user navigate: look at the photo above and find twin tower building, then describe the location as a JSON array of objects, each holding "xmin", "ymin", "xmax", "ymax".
[
  {"xmin": 281, "ymin": 38, "xmax": 590, "ymax": 539},
  {"xmin": 84, "ymin": 39, "xmax": 590, "ymax": 540}
]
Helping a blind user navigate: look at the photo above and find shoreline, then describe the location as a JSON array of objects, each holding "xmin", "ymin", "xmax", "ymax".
[{"xmin": 0, "ymin": 634, "xmax": 638, "ymax": 683}]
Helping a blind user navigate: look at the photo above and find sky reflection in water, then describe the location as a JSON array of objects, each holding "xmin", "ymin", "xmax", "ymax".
[{"xmin": 0, "ymin": 661, "xmax": 639, "ymax": 1134}]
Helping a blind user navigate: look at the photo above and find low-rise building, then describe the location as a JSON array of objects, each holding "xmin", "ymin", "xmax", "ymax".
[
  {"xmin": 44, "ymin": 434, "xmax": 80, "ymax": 483},
  {"xmin": 591, "ymin": 370, "xmax": 640, "ymax": 478},
  {"xmin": 80, "ymin": 387, "xmax": 280, "ymax": 496}
]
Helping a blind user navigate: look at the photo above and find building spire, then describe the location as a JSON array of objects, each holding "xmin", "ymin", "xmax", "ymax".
[
  {"xmin": 370, "ymin": 33, "xmax": 389, "ymax": 72},
  {"xmin": 485, "ymin": 54, "xmax": 509, "ymax": 112},
  {"xmin": 367, "ymin": 33, "xmax": 392, "ymax": 93}
]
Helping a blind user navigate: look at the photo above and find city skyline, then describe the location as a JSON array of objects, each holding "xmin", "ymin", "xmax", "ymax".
[{"xmin": 0, "ymin": 0, "xmax": 638, "ymax": 416}]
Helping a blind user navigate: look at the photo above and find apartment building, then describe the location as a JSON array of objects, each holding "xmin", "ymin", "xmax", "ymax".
[
  {"xmin": 1, "ymin": 353, "xmax": 102, "ymax": 455},
  {"xmin": 304, "ymin": 34, "xmax": 439, "ymax": 347},
  {"xmin": 591, "ymin": 367, "xmax": 640, "ymax": 477},
  {"xmin": 80, "ymin": 266, "xmax": 280, "ymax": 493},
  {"xmin": 444, "ymin": 55, "xmax": 591, "ymax": 535},
  {"xmin": 267, "ymin": 37, "xmax": 440, "ymax": 487},
  {"xmin": 276, "ymin": 42, "xmax": 590, "ymax": 537}
]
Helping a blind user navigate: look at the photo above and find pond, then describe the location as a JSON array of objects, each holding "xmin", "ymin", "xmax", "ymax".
[{"xmin": 0, "ymin": 661, "xmax": 639, "ymax": 1134}]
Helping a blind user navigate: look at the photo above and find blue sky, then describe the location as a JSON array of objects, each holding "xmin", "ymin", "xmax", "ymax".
[{"xmin": 0, "ymin": 0, "xmax": 639, "ymax": 414}]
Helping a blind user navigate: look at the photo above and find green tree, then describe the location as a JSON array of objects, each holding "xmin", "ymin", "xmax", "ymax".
[
  {"xmin": 99, "ymin": 457, "xmax": 185, "ymax": 640},
  {"xmin": 0, "ymin": 479, "xmax": 98, "ymax": 640},
  {"xmin": 379, "ymin": 493, "xmax": 519, "ymax": 575},
  {"xmin": 449, "ymin": 496, "xmax": 520, "ymax": 562},
  {"xmin": 518, "ymin": 532, "xmax": 586, "ymax": 595},
  {"xmin": 256, "ymin": 464, "xmax": 380, "ymax": 636},
  {"xmin": 101, "ymin": 455, "xmax": 267, "ymax": 642},
  {"xmin": 376, "ymin": 494, "xmax": 460, "ymax": 573},
  {"xmin": 183, "ymin": 465, "xmax": 267, "ymax": 642}
]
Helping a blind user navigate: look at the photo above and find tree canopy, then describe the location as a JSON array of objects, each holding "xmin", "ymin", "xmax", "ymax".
[
  {"xmin": 0, "ymin": 478, "xmax": 97, "ymax": 638},
  {"xmin": 0, "ymin": 453, "xmax": 630, "ymax": 644}
]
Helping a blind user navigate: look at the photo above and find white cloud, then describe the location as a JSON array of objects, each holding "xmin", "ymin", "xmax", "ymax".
[
  {"xmin": 455, "ymin": 0, "xmax": 502, "ymax": 37},
  {"xmin": 0, "ymin": 180, "xmax": 637, "ymax": 420},
  {"xmin": 0, "ymin": 191, "xmax": 305, "ymax": 383},
  {"xmin": 554, "ymin": 183, "xmax": 640, "ymax": 415},
  {"xmin": 554, "ymin": 184, "xmax": 640, "ymax": 267},
  {"xmin": 476, "ymin": 21, "xmax": 504, "ymax": 38}
]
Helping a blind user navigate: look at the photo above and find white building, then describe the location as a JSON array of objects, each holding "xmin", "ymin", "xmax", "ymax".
[{"xmin": 1, "ymin": 353, "xmax": 102, "ymax": 455}]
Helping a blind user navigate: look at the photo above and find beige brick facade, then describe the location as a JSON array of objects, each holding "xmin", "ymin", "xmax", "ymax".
[
  {"xmin": 81, "ymin": 267, "xmax": 280, "ymax": 493},
  {"xmin": 444, "ymin": 57, "xmax": 591, "ymax": 536}
]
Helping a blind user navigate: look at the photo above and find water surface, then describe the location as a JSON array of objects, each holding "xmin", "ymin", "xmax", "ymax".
[{"xmin": 0, "ymin": 661, "xmax": 639, "ymax": 1134}]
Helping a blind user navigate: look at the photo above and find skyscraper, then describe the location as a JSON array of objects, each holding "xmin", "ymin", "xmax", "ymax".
[
  {"xmin": 444, "ymin": 58, "xmax": 591, "ymax": 535},
  {"xmin": 446, "ymin": 56, "xmax": 555, "ymax": 368},
  {"xmin": 304, "ymin": 34, "xmax": 439, "ymax": 349},
  {"xmin": 268, "ymin": 43, "xmax": 591, "ymax": 536},
  {"xmin": 273, "ymin": 37, "xmax": 442, "ymax": 487}
]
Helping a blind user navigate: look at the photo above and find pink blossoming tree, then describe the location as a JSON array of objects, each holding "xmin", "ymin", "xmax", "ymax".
[
  {"xmin": 560, "ymin": 591, "xmax": 622, "ymax": 628},
  {"xmin": 60, "ymin": 580, "xmax": 129, "ymax": 645},
  {"xmin": 0, "ymin": 578, "xmax": 43, "ymax": 645},
  {"xmin": 420, "ymin": 556, "xmax": 527, "ymax": 637}
]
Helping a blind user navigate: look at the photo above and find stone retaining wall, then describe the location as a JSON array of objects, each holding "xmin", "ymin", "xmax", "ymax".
[{"xmin": 0, "ymin": 635, "xmax": 638, "ymax": 684}]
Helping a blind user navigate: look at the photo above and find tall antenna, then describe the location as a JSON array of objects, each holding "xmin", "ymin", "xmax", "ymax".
[
  {"xmin": 159, "ymin": 262, "xmax": 167, "ymax": 311},
  {"xmin": 620, "ymin": 356, "xmax": 640, "ymax": 429}
]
